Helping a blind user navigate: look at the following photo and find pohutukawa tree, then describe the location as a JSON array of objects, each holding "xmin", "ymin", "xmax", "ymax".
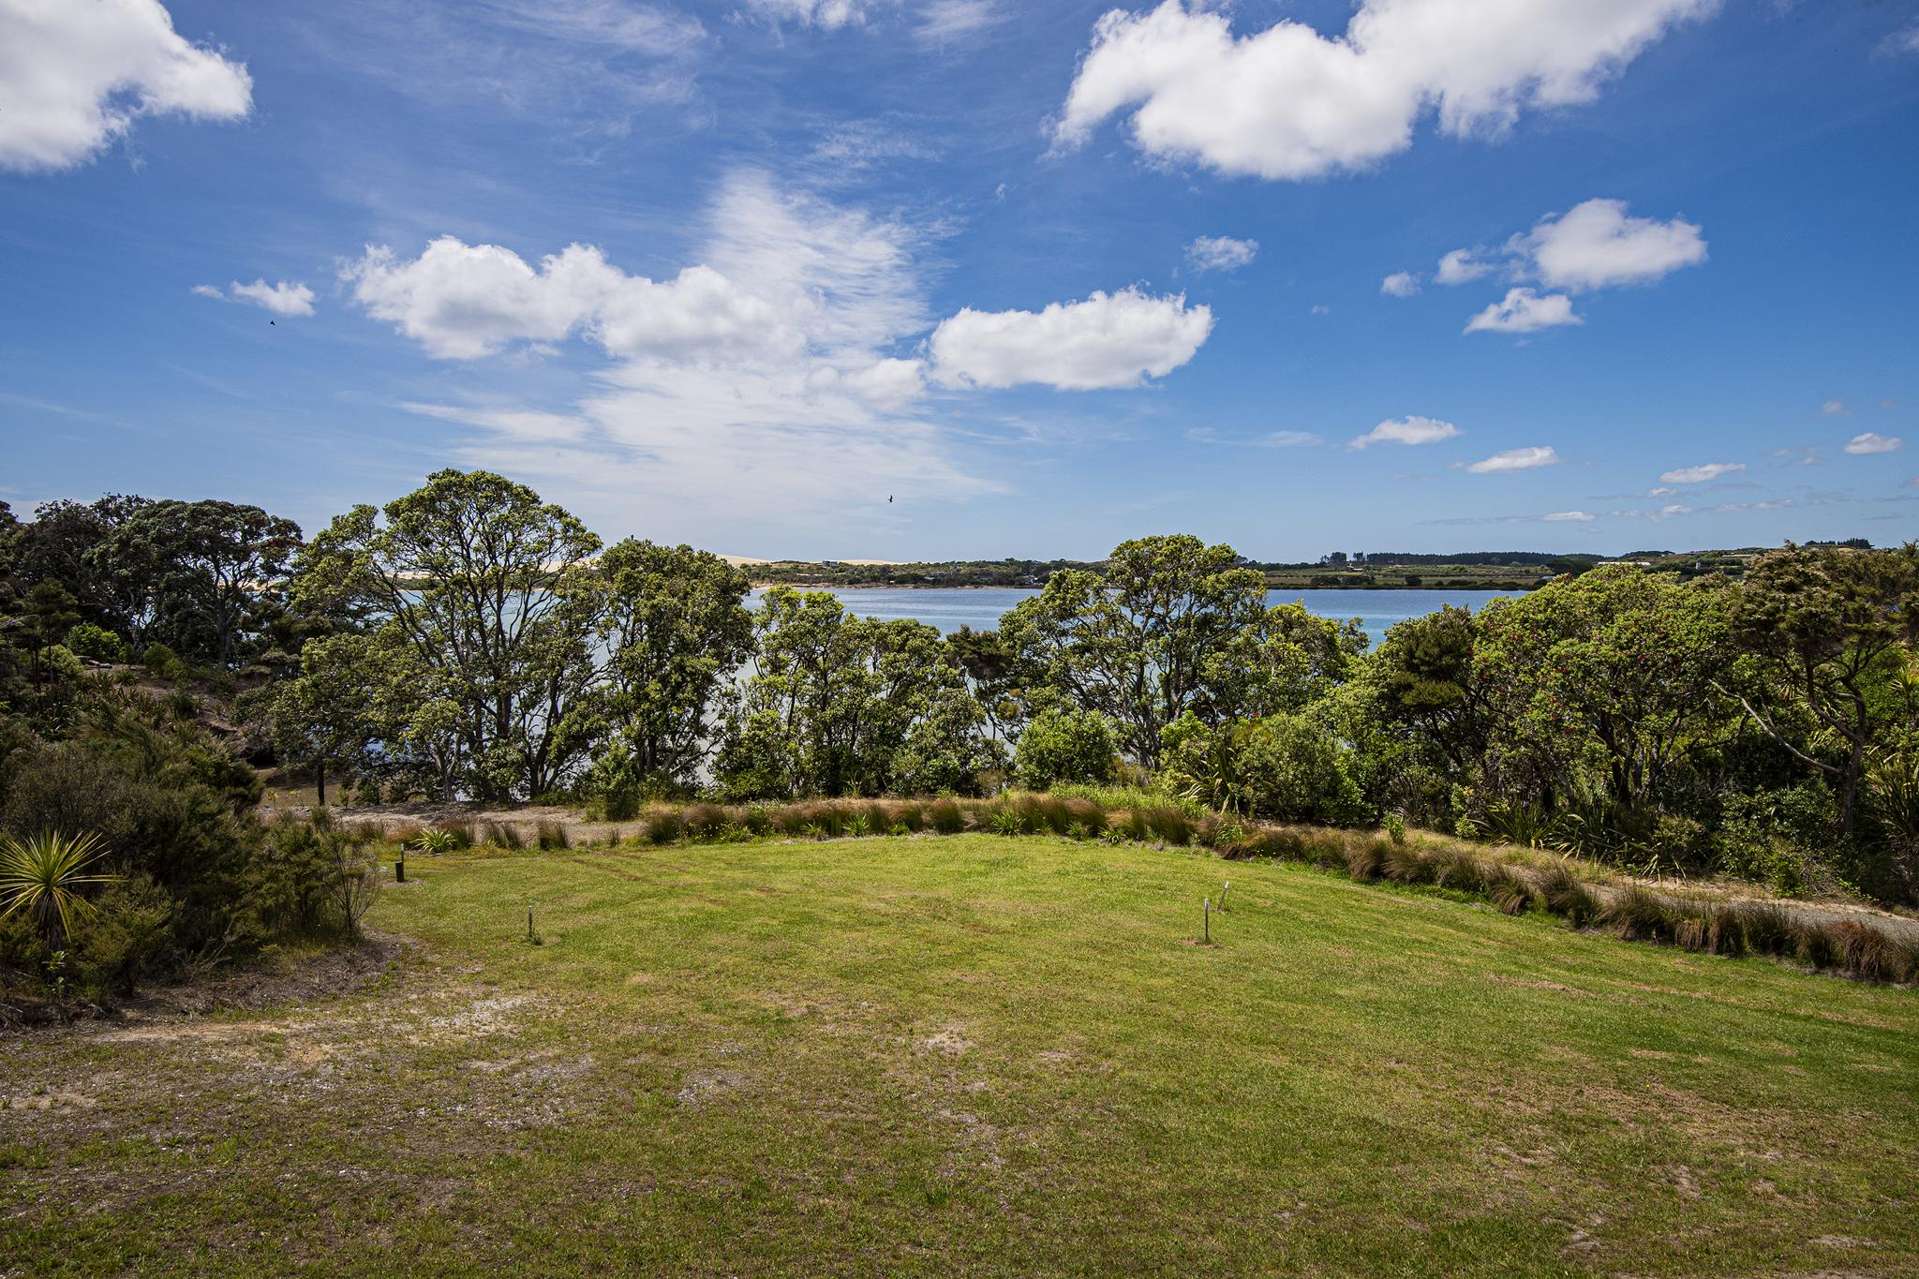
[
  {"xmin": 585, "ymin": 539, "xmax": 756, "ymax": 806},
  {"xmin": 716, "ymin": 588, "xmax": 999, "ymax": 800},
  {"xmin": 293, "ymin": 470, "xmax": 602, "ymax": 802},
  {"xmin": 1725, "ymin": 543, "xmax": 1919, "ymax": 837},
  {"xmin": 100, "ymin": 499, "xmax": 304, "ymax": 666},
  {"xmin": 997, "ymin": 535, "xmax": 1268, "ymax": 768}
]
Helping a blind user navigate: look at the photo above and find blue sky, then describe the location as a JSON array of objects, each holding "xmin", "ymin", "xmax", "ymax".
[{"xmin": 2, "ymin": 0, "xmax": 1916, "ymax": 560}]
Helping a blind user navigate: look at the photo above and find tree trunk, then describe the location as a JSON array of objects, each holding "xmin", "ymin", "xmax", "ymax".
[{"xmin": 315, "ymin": 757, "xmax": 327, "ymax": 807}]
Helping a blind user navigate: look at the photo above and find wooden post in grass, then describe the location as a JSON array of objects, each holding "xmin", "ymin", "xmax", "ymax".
[
  {"xmin": 1203, "ymin": 897, "xmax": 1212, "ymax": 944},
  {"xmin": 527, "ymin": 904, "xmax": 535, "ymax": 942}
]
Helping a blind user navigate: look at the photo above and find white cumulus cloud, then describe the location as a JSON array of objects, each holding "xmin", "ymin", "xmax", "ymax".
[
  {"xmin": 1518, "ymin": 198, "xmax": 1706, "ymax": 291},
  {"xmin": 928, "ymin": 287, "xmax": 1213, "ymax": 391},
  {"xmin": 1349, "ymin": 415, "xmax": 1461, "ymax": 449},
  {"xmin": 1434, "ymin": 249, "xmax": 1492, "ymax": 285},
  {"xmin": 343, "ymin": 238, "xmax": 789, "ymax": 361},
  {"xmin": 0, "ymin": 0, "xmax": 252, "ymax": 173},
  {"xmin": 1845, "ymin": 432, "xmax": 1902, "ymax": 455},
  {"xmin": 1464, "ymin": 288, "xmax": 1580, "ymax": 334},
  {"xmin": 1467, "ymin": 445, "xmax": 1559, "ymax": 473},
  {"xmin": 1659, "ymin": 462, "xmax": 1745, "ymax": 484},
  {"xmin": 1543, "ymin": 510, "xmax": 1595, "ymax": 522},
  {"xmin": 1186, "ymin": 235, "xmax": 1258, "ymax": 272},
  {"xmin": 1380, "ymin": 271, "xmax": 1421, "ymax": 298},
  {"xmin": 1053, "ymin": 0, "xmax": 1716, "ymax": 181}
]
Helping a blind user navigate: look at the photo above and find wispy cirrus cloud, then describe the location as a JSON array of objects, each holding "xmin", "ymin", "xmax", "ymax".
[
  {"xmin": 1465, "ymin": 445, "xmax": 1559, "ymax": 474},
  {"xmin": 1186, "ymin": 235, "xmax": 1258, "ymax": 273},
  {"xmin": 194, "ymin": 279, "xmax": 317, "ymax": 316},
  {"xmin": 1349, "ymin": 416, "xmax": 1460, "ymax": 450},
  {"xmin": 1659, "ymin": 461, "xmax": 1745, "ymax": 484}
]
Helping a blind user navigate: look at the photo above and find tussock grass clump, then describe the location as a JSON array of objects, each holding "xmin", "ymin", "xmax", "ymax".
[
  {"xmin": 683, "ymin": 803, "xmax": 729, "ymax": 842},
  {"xmin": 1673, "ymin": 901, "xmax": 1747, "ymax": 957},
  {"xmin": 1132, "ymin": 803, "xmax": 1194, "ymax": 846},
  {"xmin": 1482, "ymin": 864, "xmax": 1536, "ymax": 915},
  {"xmin": 926, "ymin": 798, "xmax": 966, "ymax": 835},
  {"xmin": 386, "ymin": 823, "xmax": 425, "ymax": 849},
  {"xmin": 1735, "ymin": 903, "xmax": 1794, "ymax": 956},
  {"xmin": 1535, "ymin": 864, "xmax": 1601, "ymax": 926},
  {"xmin": 1063, "ymin": 797, "xmax": 1107, "ymax": 836},
  {"xmin": 482, "ymin": 821, "xmax": 525, "ymax": 850},
  {"xmin": 644, "ymin": 810, "xmax": 685, "ymax": 845},
  {"xmin": 1599, "ymin": 886, "xmax": 1673, "ymax": 942},
  {"xmin": 1343, "ymin": 838, "xmax": 1386, "ymax": 883},
  {"xmin": 1381, "ymin": 841, "xmax": 1434, "ymax": 886},
  {"xmin": 1823, "ymin": 921, "xmax": 1918, "ymax": 983},
  {"xmin": 431, "ymin": 821, "xmax": 476, "ymax": 849},
  {"xmin": 535, "ymin": 820, "xmax": 570, "ymax": 850},
  {"xmin": 1423, "ymin": 844, "xmax": 1482, "ymax": 891}
]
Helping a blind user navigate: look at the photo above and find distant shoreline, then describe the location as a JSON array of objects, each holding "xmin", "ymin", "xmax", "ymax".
[{"xmin": 749, "ymin": 580, "xmax": 1537, "ymax": 592}]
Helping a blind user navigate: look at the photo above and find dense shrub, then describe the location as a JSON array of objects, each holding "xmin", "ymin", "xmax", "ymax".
[
  {"xmin": 0, "ymin": 694, "xmax": 365, "ymax": 1002},
  {"xmin": 64, "ymin": 623, "xmax": 127, "ymax": 664},
  {"xmin": 1014, "ymin": 708, "xmax": 1119, "ymax": 790},
  {"xmin": 1159, "ymin": 712, "xmax": 1370, "ymax": 827}
]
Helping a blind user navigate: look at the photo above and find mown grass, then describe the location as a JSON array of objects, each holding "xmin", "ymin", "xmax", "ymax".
[
  {"xmin": 2, "ymin": 834, "xmax": 1916, "ymax": 1276},
  {"xmin": 404, "ymin": 794, "xmax": 1919, "ymax": 984}
]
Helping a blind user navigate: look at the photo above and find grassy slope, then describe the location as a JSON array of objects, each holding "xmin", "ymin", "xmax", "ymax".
[{"xmin": 4, "ymin": 835, "xmax": 1916, "ymax": 1277}]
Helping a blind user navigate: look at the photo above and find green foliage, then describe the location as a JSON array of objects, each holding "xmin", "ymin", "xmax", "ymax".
[
  {"xmin": 997, "ymin": 535, "xmax": 1269, "ymax": 767},
  {"xmin": 293, "ymin": 470, "xmax": 603, "ymax": 802},
  {"xmin": 63, "ymin": 623, "xmax": 127, "ymax": 663},
  {"xmin": 1728, "ymin": 543, "xmax": 1919, "ymax": 836},
  {"xmin": 1013, "ymin": 707, "xmax": 1118, "ymax": 790},
  {"xmin": 1159, "ymin": 712, "xmax": 1369, "ymax": 826},
  {"xmin": 97, "ymin": 499, "xmax": 303, "ymax": 666},
  {"xmin": 716, "ymin": 589, "xmax": 998, "ymax": 800},
  {"xmin": 141, "ymin": 641, "xmax": 185, "ymax": 681},
  {"xmin": 586, "ymin": 540, "xmax": 755, "ymax": 807}
]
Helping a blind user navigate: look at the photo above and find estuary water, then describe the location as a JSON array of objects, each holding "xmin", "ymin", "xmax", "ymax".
[{"xmin": 748, "ymin": 586, "xmax": 1526, "ymax": 647}]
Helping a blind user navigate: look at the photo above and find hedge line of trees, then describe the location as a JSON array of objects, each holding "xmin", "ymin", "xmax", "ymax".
[{"xmin": 4, "ymin": 471, "xmax": 1917, "ymax": 992}]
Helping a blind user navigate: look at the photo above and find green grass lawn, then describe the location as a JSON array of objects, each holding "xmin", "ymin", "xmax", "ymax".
[{"xmin": 5, "ymin": 834, "xmax": 1916, "ymax": 1276}]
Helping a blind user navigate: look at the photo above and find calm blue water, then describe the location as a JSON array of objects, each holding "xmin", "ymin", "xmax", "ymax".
[{"xmin": 748, "ymin": 586, "xmax": 1525, "ymax": 647}]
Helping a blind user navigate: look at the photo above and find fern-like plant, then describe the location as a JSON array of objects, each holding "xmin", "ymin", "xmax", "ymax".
[{"xmin": 0, "ymin": 831, "xmax": 119, "ymax": 949}]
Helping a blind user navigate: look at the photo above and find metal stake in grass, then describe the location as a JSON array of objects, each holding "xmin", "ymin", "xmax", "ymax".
[
  {"xmin": 395, "ymin": 853, "xmax": 405, "ymax": 883},
  {"xmin": 1219, "ymin": 880, "xmax": 1230, "ymax": 912},
  {"xmin": 526, "ymin": 903, "xmax": 536, "ymax": 943},
  {"xmin": 1203, "ymin": 896, "xmax": 1212, "ymax": 944}
]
